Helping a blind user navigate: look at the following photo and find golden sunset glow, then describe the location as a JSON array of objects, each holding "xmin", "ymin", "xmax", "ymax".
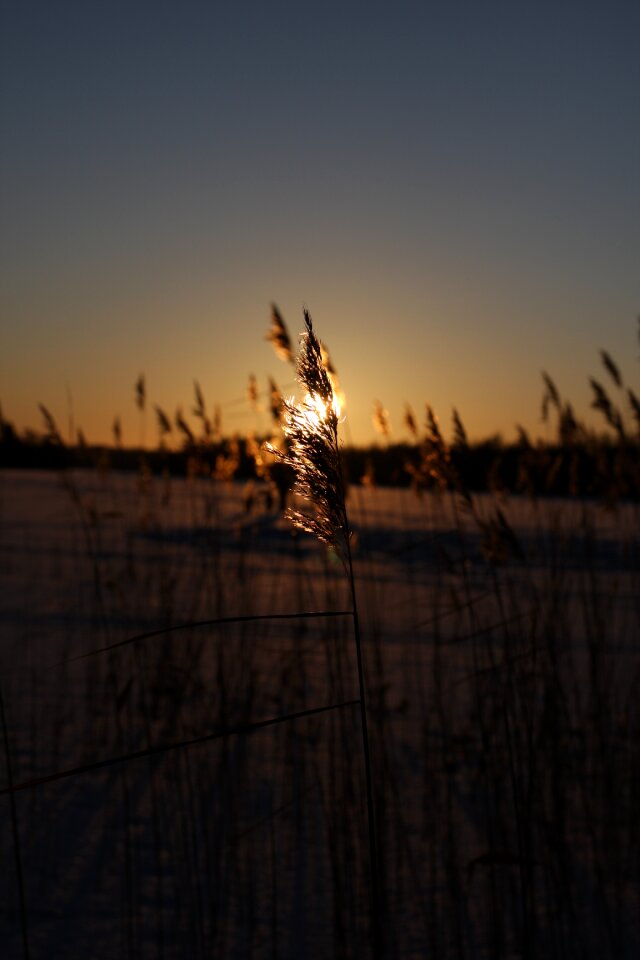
[
  {"xmin": 0, "ymin": 3, "xmax": 638, "ymax": 448},
  {"xmin": 299, "ymin": 391, "xmax": 342, "ymax": 430}
]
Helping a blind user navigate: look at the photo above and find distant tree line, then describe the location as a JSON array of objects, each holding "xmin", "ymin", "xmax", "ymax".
[{"xmin": 1, "ymin": 416, "xmax": 637, "ymax": 502}]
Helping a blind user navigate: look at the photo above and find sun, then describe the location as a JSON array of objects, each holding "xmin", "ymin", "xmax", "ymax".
[{"xmin": 300, "ymin": 391, "xmax": 342, "ymax": 430}]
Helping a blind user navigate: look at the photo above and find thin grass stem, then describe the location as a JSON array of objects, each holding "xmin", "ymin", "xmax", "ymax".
[
  {"xmin": 0, "ymin": 699, "xmax": 360, "ymax": 797},
  {"xmin": 0, "ymin": 684, "xmax": 30, "ymax": 958}
]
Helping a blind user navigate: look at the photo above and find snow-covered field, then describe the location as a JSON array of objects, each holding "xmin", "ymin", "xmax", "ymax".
[{"xmin": 1, "ymin": 468, "xmax": 639, "ymax": 958}]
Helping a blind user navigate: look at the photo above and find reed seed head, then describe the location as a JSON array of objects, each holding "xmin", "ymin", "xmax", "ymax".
[
  {"xmin": 265, "ymin": 311, "xmax": 349, "ymax": 565},
  {"xmin": 266, "ymin": 304, "xmax": 295, "ymax": 363},
  {"xmin": 135, "ymin": 374, "xmax": 146, "ymax": 412},
  {"xmin": 403, "ymin": 403, "xmax": 418, "ymax": 438},
  {"xmin": 372, "ymin": 400, "xmax": 390, "ymax": 436},
  {"xmin": 247, "ymin": 373, "xmax": 259, "ymax": 410}
]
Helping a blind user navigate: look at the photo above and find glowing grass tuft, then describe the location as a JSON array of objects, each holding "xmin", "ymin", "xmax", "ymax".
[{"xmin": 266, "ymin": 311, "xmax": 349, "ymax": 567}]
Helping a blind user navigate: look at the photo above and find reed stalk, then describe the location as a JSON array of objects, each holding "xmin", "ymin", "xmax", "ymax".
[
  {"xmin": 267, "ymin": 310, "xmax": 382, "ymax": 959},
  {"xmin": 0, "ymin": 684, "xmax": 30, "ymax": 959}
]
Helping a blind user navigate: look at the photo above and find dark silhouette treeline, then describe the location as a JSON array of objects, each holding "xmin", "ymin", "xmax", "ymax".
[
  {"xmin": 349, "ymin": 439, "xmax": 639, "ymax": 500},
  {"xmin": 2, "ymin": 419, "xmax": 637, "ymax": 501}
]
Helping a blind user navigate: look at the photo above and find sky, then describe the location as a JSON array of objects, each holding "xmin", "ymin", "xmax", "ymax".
[{"xmin": 1, "ymin": 0, "xmax": 639, "ymax": 448}]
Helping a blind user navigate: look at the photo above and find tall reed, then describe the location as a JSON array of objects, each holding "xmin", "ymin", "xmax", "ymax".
[{"xmin": 266, "ymin": 310, "xmax": 382, "ymax": 958}]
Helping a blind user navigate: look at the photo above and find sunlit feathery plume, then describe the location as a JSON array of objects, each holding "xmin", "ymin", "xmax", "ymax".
[
  {"xmin": 372, "ymin": 399, "xmax": 390, "ymax": 437},
  {"xmin": 192, "ymin": 380, "xmax": 206, "ymax": 420},
  {"xmin": 600, "ymin": 349, "xmax": 622, "ymax": 389},
  {"xmin": 112, "ymin": 416, "xmax": 122, "ymax": 448},
  {"xmin": 39, "ymin": 404, "xmax": 63, "ymax": 446},
  {"xmin": 265, "ymin": 311, "xmax": 349, "ymax": 565},
  {"xmin": 265, "ymin": 308, "xmax": 381, "ymax": 946},
  {"xmin": 212, "ymin": 404, "xmax": 222, "ymax": 441},
  {"xmin": 266, "ymin": 303, "xmax": 295, "ymax": 363},
  {"xmin": 175, "ymin": 407, "xmax": 195, "ymax": 446},
  {"xmin": 135, "ymin": 374, "xmax": 146, "ymax": 412},
  {"xmin": 452, "ymin": 407, "xmax": 468, "ymax": 449},
  {"xmin": 320, "ymin": 340, "xmax": 346, "ymax": 412},
  {"xmin": 268, "ymin": 377, "xmax": 284, "ymax": 424},
  {"xmin": 403, "ymin": 402, "xmax": 418, "ymax": 439},
  {"xmin": 154, "ymin": 404, "xmax": 172, "ymax": 441},
  {"xmin": 247, "ymin": 373, "xmax": 259, "ymax": 411}
]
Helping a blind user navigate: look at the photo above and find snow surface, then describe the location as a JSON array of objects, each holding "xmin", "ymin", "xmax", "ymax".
[{"xmin": 1, "ymin": 469, "xmax": 638, "ymax": 958}]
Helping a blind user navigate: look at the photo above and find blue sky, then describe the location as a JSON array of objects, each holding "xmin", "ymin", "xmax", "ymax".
[{"xmin": 1, "ymin": 1, "xmax": 639, "ymax": 445}]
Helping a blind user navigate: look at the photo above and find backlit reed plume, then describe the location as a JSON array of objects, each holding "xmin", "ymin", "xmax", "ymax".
[
  {"xmin": 266, "ymin": 310, "xmax": 381, "ymax": 954},
  {"xmin": 266, "ymin": 312, "xmax": 348, "ymax": 565},
  {"xmin": 266, "ymin": 303, "xmax": 295, "ymax": 363},
  {"xmin": 372, "ymin": 399, "xmax": 390, "ymax": 436},
  {"xmin": 403, "ymin": 402, "xmax": 418, "ymax": 439},
  {"xmin": 600, "ymin": 349, "xmax": 622, "ymax": 388},
  {"xmin": 452, "ymin": 406, "xmax": 468, "ymax": 448},
  {"xmin": 192, "ymin": 380, "xmax": 205, "ymax": 420},
  {"xmin": 247, "ymin": 373, "xmax": 259, "ymax": 410},
  {"xmin": 154, "ymin": 404, "xmax": 172, "ymax": 444},
  {"xmin": 268, "ymin": 377, "xmax": 285, "ymax": 425},
  {"xmin": 112, "ymin": 416, "xmax": 122, "ymax": 448},
  {"xmin": 212, "ymin": 404, "xmax": 222, "ymax": 441},
  {"xmin": 406, "ymin": 404, "xmax": 453, "ymax": 495},
  {"xmin": 590, "ymin": 378, "xmax": 625, "ymax": 439},
  {"xmin": 135, "ymin": 374, "xmax": 146, "ymax": 411},
  {"xmin": 175, "ymin": 407, "xmax": 195, "ymax": 447},
  {"xmin": 192, "ymin": 380, "xmax": 212, "ymax": 439},
  {"xmin": 516, "ymin": 424, "xmax": 532, "ymax": 448},
  {"xmin": 39, "ymin": 404, "xmax": 63, "ymax": 445},
  {"xmin": 320, "ymin": 340, "xmax": 345, "ymax": 412},
  {"xmin": 213, "ymin": 436, "xmax": 240, "ymax": 481}
]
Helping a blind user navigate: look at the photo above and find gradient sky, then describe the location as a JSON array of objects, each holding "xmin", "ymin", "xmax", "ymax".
[{"xmin": 1, "ymin": 0, "xmax": 639, "ymax": 447}]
